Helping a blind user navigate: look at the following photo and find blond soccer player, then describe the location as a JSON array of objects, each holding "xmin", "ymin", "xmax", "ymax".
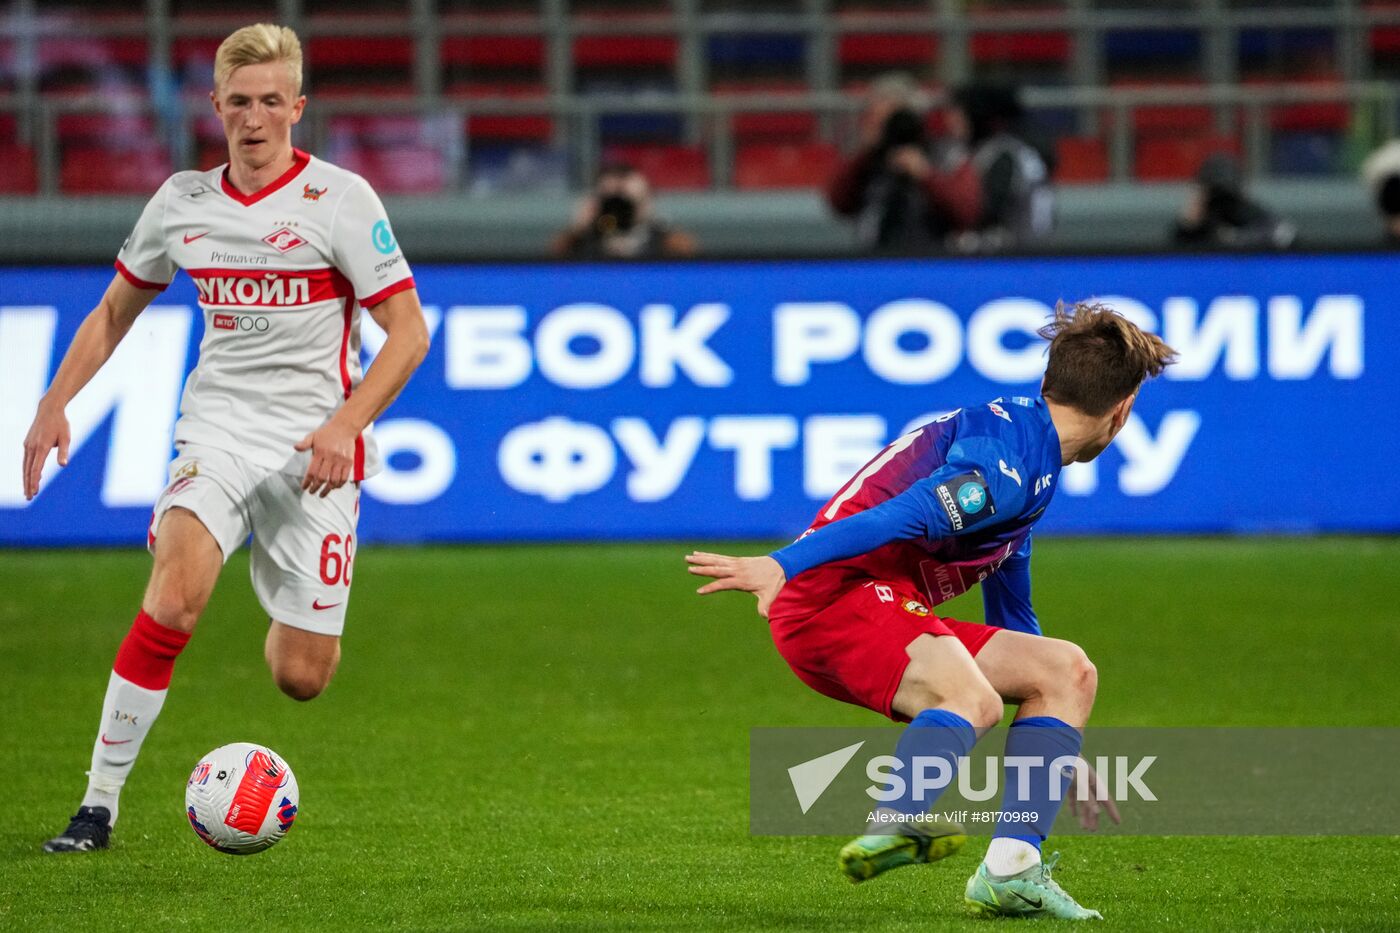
[{"xmin": 24, "ymin": 24, "xmax": 431, "ymax": 852}]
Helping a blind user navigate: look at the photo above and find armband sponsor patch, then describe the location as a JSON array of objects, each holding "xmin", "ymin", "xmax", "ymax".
[{"xmin": 932, "ymin": 471, "xmax": 995, "ymax": 533}]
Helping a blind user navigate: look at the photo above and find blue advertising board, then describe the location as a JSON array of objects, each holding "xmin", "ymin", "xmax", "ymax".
[{"xmin": 1, "ymin": 254, "xmax": 1396, "ymax": 546}]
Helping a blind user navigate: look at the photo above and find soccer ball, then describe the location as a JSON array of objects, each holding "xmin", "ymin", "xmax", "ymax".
[{"xmin": 185, "ymin": 742, "xmax": 299, "ymax": 854}]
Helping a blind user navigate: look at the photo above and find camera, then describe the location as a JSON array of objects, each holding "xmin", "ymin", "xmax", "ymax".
[
  {"xmin": 595, "ymin": 194, "xmax": 638, "ymax": 235},
  {"xmin": 878, "ymin": 108, "xmax": 927, "ymax": 155}
]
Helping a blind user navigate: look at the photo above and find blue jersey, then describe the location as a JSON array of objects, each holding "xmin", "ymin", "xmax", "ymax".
[{"xmin": 768, "ymin": 396, "xmax": 1063, "ymax": 634}]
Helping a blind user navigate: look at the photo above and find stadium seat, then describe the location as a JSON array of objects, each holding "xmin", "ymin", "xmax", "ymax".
[
  {"xmin": 1134, "ymin": 133, "xmax": 1239, "ymax": 182},
  {"xmin": 61, "ymin": 146, "xmax": 173, "ymax": 195},
  {"xmin": 307, "ymin": 35, "xmax": 414, "ymax": 96},
  {"xmin": 323, "ymin": 113, "xmax": 458, "ymax": 193},
  {"xmin": 329, "ymin": 146, "xmax": 450, "ymax": 194},
  {"xmin": 732, "ymin": 110, "xmax": 819, "ymax": 144},
  {"xmin": 1054, "ymin": 136, "xmax": 1109, "ymax": 184},
  {"xmin": 467, "ymin": 144, "xmax": 569, "ymax": 195},
  {"xmin": 709, "ymin": 79, "xmax": 819, "ymax": 145},
  {"xmin": 733, "ymin": 142, "xmax": 842, "ymax": 189},
  {"xmin": 602, "ymin": 144, "xmax": 710, "ymax": 190},
  {"xmin": 1103, "ymin": 28, "xmax": 1202, "ymax": 82},
  {"xmin": 1270, "ymin": 130, "xmax": 1344, "ymax": 176},
  {"xmin": 447, "ymin": 81, "xmax": 550, "ymax": 100},
  {"xmin": 970, "ymin": 30, "xmax": 1070, "ymax": 64},
  {"xmin": 196, "ymin": 141, "xmax": 228, "ymax": 171},
  {"xmin": 1237, "ymin": 28, "xmax": 1334, "ymax": 82},
  {"xmin": 1240, "ymin": 76, "xmax": 1350, "ymax": 133},
  {"xmin": 1110, "ymin": 78, "xmax": 1214, "ymax": 133},
  {"xmin": 441, "ymin": 35, "xmax": 545, "ymax": 70},
  {"xmin": 467, "ymin": 114, "xmax": 554, "ymax": 143},
  {"xmin": 307, "ymin": 36, "xmax": 414, "ymax": 69},
  {"xmin": 56, "ymin": 112, "xmax": 159, "ymax": 145},
  {"xmin": 0, "ymin": 142, "xmax": 38, "ymax": 194},
  {"xmin": 837, "ymin": 34, "xmax": 937, "ymax": 68},
  {"xmin": 1372, "ymin": 25, "xmax": 1400, "ymax": 56},
  {"xmin": 39, "ymin": 36, "xmax": 148, "ymax": 70},
  {"xmin": 708, "ymin": 33, "xmax": 805, "ymax": 69},
  {"xmin": 574, "ymin": 35, "xmax": 677, "ymax": 69},
  {"xmin": 708, "ymin": 33, "xmax": 806, "ymax": 86}
]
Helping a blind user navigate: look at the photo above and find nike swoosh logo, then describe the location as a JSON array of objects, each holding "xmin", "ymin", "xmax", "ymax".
[
  {"xmin": 1011, "ymin": 890, "xmax": 1043, "ymax": 909},
  {"xmin": 99, "ymin": 735, "xmax": 132, "ymax": 746},
  {"xmin": 312, "ymin": 600, "xmax": 342, "ymax": 611},
  {"xmin": 183, "ymin": 231, "xmax": 209, "ymax": 244}
]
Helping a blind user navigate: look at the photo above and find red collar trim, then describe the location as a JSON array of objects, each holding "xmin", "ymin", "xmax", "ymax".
[{"xmin": 220, "ymin": 148, "xmax": 311, "ymax": 206}]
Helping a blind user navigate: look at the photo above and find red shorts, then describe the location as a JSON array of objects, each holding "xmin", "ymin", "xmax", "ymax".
[{"xmin": 768, "ymin": 580, "xmax": 1001, "ymax": 722}]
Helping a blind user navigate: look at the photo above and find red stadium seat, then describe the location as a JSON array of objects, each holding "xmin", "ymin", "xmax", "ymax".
[
  {"xmin": 196, "ymin": 141, "xmax": 228, "ymax": 171},
  {"xmin": 312, "ymin": 80, "xmax": 417, "ymax": 98},
  {"xmin": 573, "ymin": 35, "xmax": 677, "ymax": 68},
  {"xmin": 732, "ymin": 111, "xmax": 819, "ymax": 143},
  {"xmin": 1134, "ymin": 133, "xmax": 1239, "ymax": 182},
  {"xmin": 970, "ymin": 31, "xmax": 1070, "ymax": 63},
  {"xmin": 1373, "ymin": 26, "xmax": 1400, "ymax": 55},
  {"xmin": 734, "ymin": 142, "xmax": 842, "ymax": 189},
  {"xmin": 710, "ymin": 80, "xmax": 818, "ymax": 143},
  {"xmin": 1111, "ymin": 78, "xmax": 1214, "ymax": 133},
  {"xmin": 39, "ymin": 37, "xmax": 149, "ymax": 70},
  {"xmin": 837, "ymin": 34, "xmax": 937, "ymax": 67},
  {"xmin": 0, "ymin": 143, "xmax": 38, "ymax": 194},
  {"xmin": 173, "ymin": 37, "xmax": 221, "ymax": 67},
  {"xmin": 441, "ymin": 35, "xmax": 545, "ymax": 68},
  {"xmin": 446, "ymin": 82, "xmax": 549, "ymax": 99},
  {"xmin": 61, "ymin": 146, "xmax": 174, "ymax": 195},
  {"xmin": 467, "ymin": 114, "xmax": 554, "ymax": 142},
  {"xmin": 1242, "ymin": 75, "xmax": 1350, "ymax": 132},
  {"xmin": 603, "ymin": 144, "xmax": 709, "ymax": 190},
  {"xmin": 1054, "ymin": 136, "xmax": 1109, "ymax": 184},
  {"xmin": 307, "ymin": 36, "xmax": 414, "ymax": 68},
  {"xmin": 56, "ymin": 112, "xmax": 159, "ymax": 144}
]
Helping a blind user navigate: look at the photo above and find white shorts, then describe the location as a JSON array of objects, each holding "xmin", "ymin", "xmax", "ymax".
[{"xmin": 148, "ymin": 443, "xmax": 359, "ymax": 637}]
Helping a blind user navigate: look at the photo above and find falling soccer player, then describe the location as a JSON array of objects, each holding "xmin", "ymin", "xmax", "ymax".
[
  {"xmin": 22, "ymin": 23, "xmax": 430, "ymax": 851},
  {"xmin": 688, "ymin": 303, "xmax": 1175, "ymax": 920}
]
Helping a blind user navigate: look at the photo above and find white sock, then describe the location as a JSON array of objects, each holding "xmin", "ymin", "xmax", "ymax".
[
  {"xmin": 983, "ymin": 837, "xmax": 1041, "ymax": 877},
  {"xmin": 79, "ymin": 671, "xmax": 168, "ymax": 826}
]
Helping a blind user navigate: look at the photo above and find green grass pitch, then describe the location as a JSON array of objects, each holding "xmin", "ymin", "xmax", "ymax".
[{"xmin": 2, "ymin": 538, "xmax": 1399, "ymax": 930}]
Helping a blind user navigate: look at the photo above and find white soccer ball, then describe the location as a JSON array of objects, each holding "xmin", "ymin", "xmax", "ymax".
[{"xmin": 185, "ymin": 742, "xmax": 299, "ymax": 854}]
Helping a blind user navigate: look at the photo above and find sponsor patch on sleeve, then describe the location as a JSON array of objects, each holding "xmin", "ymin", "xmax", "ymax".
[{"xmin": 932, "ymin": 471, "xmax": 996, "ymax": 533}]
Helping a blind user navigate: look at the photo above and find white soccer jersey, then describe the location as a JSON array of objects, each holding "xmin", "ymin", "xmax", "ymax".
[{"xmin": 115, "ymin": 149, "xmax": 415, "ymax": 480}]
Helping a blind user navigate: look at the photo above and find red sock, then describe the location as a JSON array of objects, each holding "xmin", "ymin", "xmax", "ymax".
[{"xmin": 112, "ymin": 610, "xmax": 191, "ymax": 690}]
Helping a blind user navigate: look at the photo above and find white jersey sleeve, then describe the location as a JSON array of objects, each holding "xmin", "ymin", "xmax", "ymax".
[
  {"xmin": 328, "ymin": 178, "xmax": 414, "ymax": 307},
  {"xmin": 115, "ymin": 179, "xmax": 176, "ymax": 290}
]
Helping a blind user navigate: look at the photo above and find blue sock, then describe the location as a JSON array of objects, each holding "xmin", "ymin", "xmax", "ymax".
[
  {"xmin": 882, "ymin": 708, "xmax": 977, "ymax": 820},
  {"xmin": 991, "ymin": 716, "xmax": 1083, "ymax": 849}
]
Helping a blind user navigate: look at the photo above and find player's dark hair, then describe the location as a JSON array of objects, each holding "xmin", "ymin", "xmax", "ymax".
[{"xmin": 1039, "ymin": 302, "xmax": 1177, "ymax": 416}]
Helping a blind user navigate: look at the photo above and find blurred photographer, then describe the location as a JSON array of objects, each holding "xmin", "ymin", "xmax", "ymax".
[
  {"xmin": 553, "ymin": 163, "xmax": 696, "ymax": 259},
  {"xmin": 827, "ymin": 73, "xmax": 980, "ymax": 252},
  {"xmin": 946, "ymin": 83, "xmax": 1054, "ymax": 253},
  {"xmin": 1174, "ymin": 154, "xmax": 1295, "ymax": 250},
  {"xmin": 1361, "ymin": 140, "xmax": 1400, "ymax": 246}
]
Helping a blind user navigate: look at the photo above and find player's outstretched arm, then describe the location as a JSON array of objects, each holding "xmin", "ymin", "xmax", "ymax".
[
  {"xmin": 297, "ymin": 288, "xmax": 430, "ymax": 497},
  {"xmin": 21, "ymin": 274, "xmax": 160, "ymax": 500},
  {"xmin": 686, "ymin": 552, "xmax": 787, "ymax": 618}
]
